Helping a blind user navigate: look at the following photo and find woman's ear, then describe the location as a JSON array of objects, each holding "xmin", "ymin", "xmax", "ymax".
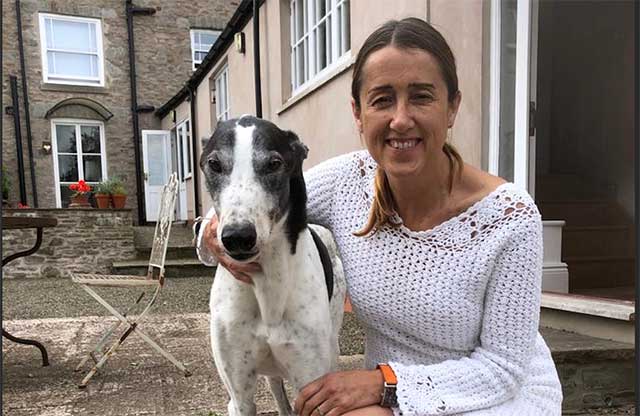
[
  {"xmin": 447, "ymin": 91, "xmax": 462, "ymax": 128},
  {"xmin": 351, "ymin": 97, "xmax": 363, "ymax": 133}
]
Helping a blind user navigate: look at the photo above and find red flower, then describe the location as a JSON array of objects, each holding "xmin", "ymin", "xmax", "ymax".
[{"xmin": 69, "ymin": 180, "xmax": 92, "ymax": 196}]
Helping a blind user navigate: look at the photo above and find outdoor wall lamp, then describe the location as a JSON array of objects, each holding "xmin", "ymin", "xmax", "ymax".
[
  {"xmin": 235, "ymin": 32, "xmax": 245, "ymax": 54},
  {"xmin": 41, "ymin": 141, "xmax": 52, "ymax": 154}
]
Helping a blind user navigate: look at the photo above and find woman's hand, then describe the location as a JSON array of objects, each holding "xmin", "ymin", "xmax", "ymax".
[
  {"xmin": 294, "ymin": 370, "xmax": 384, "ymax": 416},
  {"xmin": 202, "ymin": 216, "xmax": 261, "ymax": 284}
]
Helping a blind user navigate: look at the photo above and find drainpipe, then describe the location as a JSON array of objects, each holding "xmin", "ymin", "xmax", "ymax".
[
  {"xmin": 15, "ymin": 0, "xmax": 37, "ymax": 207},
  {"xmin": 253, "ymin": 0, "xmax": 262, "ymax": 118},
  {"xmin": 187, "ymin": 85, "xmax": 201, "ymax": 218},
  {"xmin": 9, "ymin": 76, "xmax": 27, "ymax": 205},
  {"xmin": 126, "ymin": 1, "xmax": 156, "ymax": 225}
]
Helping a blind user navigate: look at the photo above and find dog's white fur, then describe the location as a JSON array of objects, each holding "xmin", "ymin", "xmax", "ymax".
[{"xmin": 203, "ymin": 120, "xmax": 346, "ymax": 416}]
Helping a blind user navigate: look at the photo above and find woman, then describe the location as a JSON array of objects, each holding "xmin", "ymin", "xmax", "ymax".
[{"xmin": 199, "ymin": 18, "xmax": 562, "ymax": 416}]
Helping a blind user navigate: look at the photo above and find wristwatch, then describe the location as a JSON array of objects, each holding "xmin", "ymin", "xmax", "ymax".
[{"xmin": 377, "ymin": 363, "xmax": 398, "ymax": 408}]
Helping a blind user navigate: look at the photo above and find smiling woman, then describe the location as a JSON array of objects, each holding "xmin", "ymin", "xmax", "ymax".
[{"xmin": 198, "ymin": 17, "xmax": 563, "ymax": 416}]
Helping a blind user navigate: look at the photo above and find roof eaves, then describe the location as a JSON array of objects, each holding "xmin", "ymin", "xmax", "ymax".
[{"xmin": 155, "ymin": 0, "xmax": 263, "ymax": 119}]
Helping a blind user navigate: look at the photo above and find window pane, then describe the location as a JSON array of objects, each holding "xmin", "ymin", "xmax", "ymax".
[
  {"xmin": 81, "ymin": 125, "xmax": 101, "ymax": 153},
  {"xmin": 48, "ymin": 51, "xmax": 94, "ymax": 77},
  {"xmin": 83, "ymin": 155, "xmax": 102, "ymax": 182},
  {"xmin": 58, "ymin": 155, "xmax": 79, "ymax": 182},
  {"xmin": 50, "ymin": 19, "xmax": 93, "ymax": 52},
  {"xmin": 195, "ymin": 51, "xmax": 208, "ymax": 61},
  {"xmin": 317, "ymin": 22, "xmax": 327, "ymax": 71},
  {"xmin": 59, "ymin": 185, "xmax": 73, "ymax": 208},
  {"xmin": 148, "ymin": 136, "xmax": 168, "ymax": 186},
  {"xmin": 200, "ymin": 32, "xmax": 217, "ymax": 46},
  {"xmin": 499, "ymin": 0, "xmax": 517, "ymax": 181},
  {"xmin": 342, "ymin": 0, "xmax": 350, "ymax": 53},
  {"xmin": 56, "ymin": 125, "xmax": 77, "ymax": 152}
]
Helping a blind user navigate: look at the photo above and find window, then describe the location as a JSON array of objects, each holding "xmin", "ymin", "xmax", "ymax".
[
  {"xmin": 290, "ymin": 0, "xmax": 350, "ymax": 92},
  {"xmin": 214, "ymin": 65, "xmax": 230, "ymax": 121},
  {"xmin": 39, "ymin": 13, "xmax": 104, "ymax": 86},
  {"xmin": 51, "ymin": 120, "xmax": 107, "ymax": 207},
  {"xmin": 191, "ymin": 29, "xmax": 220, "ymax": 70}
]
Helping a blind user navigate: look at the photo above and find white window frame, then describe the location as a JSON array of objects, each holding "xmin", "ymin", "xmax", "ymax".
[
  {"xmin": 191, "ymin": 29, "xmax": 221, "ymax": 70},
  {"xmin": 290, "ymin": 0, "xmax": 350, "ymax": 94},
  {"xmin": 39, "ymin": 13, "xmax": 105, "ymax": 87},
  {"xmin": 177, "ymin": 119, "xmax": 193, "ymax": 180},
  {"xmin": 214, "ymin": 65, "xmax": 230, "ymax": 121},
  {"xmin": 51, "ymin": 119, "xmax": 108, "ymax": 207}
]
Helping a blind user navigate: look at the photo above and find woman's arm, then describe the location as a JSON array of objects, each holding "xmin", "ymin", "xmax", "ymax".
[{"xmin": 387, "ymin": 212, "xmax": 545, "ymax": 415}]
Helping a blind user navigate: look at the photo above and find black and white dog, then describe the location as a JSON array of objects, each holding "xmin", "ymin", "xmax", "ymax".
[{"xmin": 198, "ymin": 116, "xmax": 346, "ymax": 416}]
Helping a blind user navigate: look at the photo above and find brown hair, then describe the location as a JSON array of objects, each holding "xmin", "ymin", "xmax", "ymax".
[{"xmin": 352, "ymin": 18, "xmax": 464, "ymax": 237}]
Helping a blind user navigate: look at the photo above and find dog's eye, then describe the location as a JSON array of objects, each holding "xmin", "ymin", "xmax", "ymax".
[
  {"xmin": 208, "ymin": 158, "xmax": 223, "ymax": 173},
  {"xmin": 267, "ymin": 158, "xmax": 283, "ymax": 173}
]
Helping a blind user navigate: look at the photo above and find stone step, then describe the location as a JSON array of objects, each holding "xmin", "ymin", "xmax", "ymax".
[
  {"xmin": 562, "ymin": 225, "xmax": 634, "ymax": 258},
  {"xmin": 133, "ymin": 224, "xmax": 195, "ymax": 250},
  {"xmin": 565, "ymin": 256, "xmax": 635, "ymax": 289},
  {"xmin": 541, "ymin": 327, "xmax": 635, "ymax": 412},
  {"xmin": 111, "ymin": 258, "xmax": 215, "ymax": 277},
  {"xmin": 541, "ymin": 292, "xmax": 634, "ymax": 343}
]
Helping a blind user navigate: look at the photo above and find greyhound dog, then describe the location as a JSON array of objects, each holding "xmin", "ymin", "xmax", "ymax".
[{"xmin": 198, "ymin": 115, "xmax": 346, "ymax": 416}]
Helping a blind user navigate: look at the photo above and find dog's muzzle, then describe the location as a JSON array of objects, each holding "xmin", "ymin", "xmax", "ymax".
[{"xmin": 221, "ymin": 222, "xmax": 259, "ymax": 261}]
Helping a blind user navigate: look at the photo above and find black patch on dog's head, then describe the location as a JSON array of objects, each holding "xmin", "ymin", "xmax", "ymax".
[
  {"xmin": 244, "ymin": 117, "xmax": 308, "ymax": 254},
  {"xmin": 199, "ymin": 119, "xmax": 237, "ymax": 209}
]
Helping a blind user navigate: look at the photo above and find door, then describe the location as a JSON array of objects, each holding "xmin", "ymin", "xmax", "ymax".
[
  {"xmin": 142, "ymin": 130, "xmax": 171, "ymax": 221},
  {"xmin": 175, "ymin": 120, "xmax": 191, "ymax": 221},
  {"xmin": 488, "ymin": 0, "xmax": 537, "ymax": 191}
]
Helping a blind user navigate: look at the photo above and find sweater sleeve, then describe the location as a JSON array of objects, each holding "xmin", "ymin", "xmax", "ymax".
[
  {"xmin": 194, "ymin": 207, "xmax": 218, "ymax": 267},
  {"xmin": 389, "ymin": 211, "xmax": 544, "ymax": 415},
  {"xmin": 303, "ymin": 152, "xmax": 354, "ymax": 229}
]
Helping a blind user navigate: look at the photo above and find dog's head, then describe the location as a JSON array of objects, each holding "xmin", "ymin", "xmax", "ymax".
[{"xmin": 200, "ymin": 115, "xmax": 309, "ymax": 262}]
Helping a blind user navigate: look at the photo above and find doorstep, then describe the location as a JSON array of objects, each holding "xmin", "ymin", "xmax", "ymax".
[{"xmin": 540, "ymin": 292, "xmax": 635, "ymax": 344}]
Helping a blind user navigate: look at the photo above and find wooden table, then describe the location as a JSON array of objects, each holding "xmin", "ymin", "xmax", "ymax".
[{"xmin": 2, "ymin": 215, "xmax": 58, "ymax": 366}]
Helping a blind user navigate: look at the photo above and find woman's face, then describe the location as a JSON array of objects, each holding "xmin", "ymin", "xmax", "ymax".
[{"xmin": 352, "ymin": 46, "xmax": 461, "ymax": 180}]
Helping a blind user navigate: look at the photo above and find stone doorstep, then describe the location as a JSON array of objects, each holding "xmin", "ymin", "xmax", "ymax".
[{"xmin": 540, "ymin": 292, "xmax": 635, "ymax": 344}]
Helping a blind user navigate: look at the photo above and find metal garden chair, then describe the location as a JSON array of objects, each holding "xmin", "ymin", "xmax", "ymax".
[{"xmin": 71, "ymin": 173, "xmax": 191, "ymax": 388}]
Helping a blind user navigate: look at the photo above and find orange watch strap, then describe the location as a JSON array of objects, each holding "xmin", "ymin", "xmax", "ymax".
[{"xmin": 377, "ymin": 363, "xmax": 397, "ymax": 385}]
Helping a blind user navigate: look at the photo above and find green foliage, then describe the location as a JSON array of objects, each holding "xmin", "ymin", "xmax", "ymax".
[
  {"xmin": 108, "ymin": 176, "xmax": 127, "ymax": 195},
  {"xmin": 94, "ymin": 180, "xmax": 112, "ymax": 195}
]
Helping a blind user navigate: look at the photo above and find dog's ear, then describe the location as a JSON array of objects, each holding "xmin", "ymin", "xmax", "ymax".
[{"xmin": 287, "ymin": 131, "xmax": 308, "ymax": 162}]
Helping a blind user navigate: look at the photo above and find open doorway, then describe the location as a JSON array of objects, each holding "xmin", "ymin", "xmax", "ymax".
[{"xmin": 534, "ymin": 1, "xmax": 635, "ymax": 300}]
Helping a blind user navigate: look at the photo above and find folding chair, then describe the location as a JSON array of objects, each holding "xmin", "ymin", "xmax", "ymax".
[{"xmin": 71, "ymin": 173, "xmax": 191, "ymax": 388}]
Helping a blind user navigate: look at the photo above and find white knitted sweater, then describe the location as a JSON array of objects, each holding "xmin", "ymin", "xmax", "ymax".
[{"xmin": 303, "ymin": 151, "xmax": 563, "ymax": 416}]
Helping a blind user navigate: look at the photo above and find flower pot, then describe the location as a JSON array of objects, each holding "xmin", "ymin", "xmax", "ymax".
[
  {"xmin": 69, "ymin": 194, "xmax": 92, "ymax": 208},
  {"xmin": 95, "ymin": 193, "xmax": 111, "ymax": 209},
  {"xmin": 111, "ymin": 194, "xmax": 127, "ymax": 209}
]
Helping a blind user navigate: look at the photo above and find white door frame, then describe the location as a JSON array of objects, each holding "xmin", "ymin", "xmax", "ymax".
[
  {"xmin": 142, "ymin": 130, "xmax": 171, "ymax": 221},
  {"xmin": 488, "ymin": 0, "xmax": 537, "ymax": 192}
]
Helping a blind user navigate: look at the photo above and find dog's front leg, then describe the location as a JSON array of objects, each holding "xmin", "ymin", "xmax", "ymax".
[{"xmin": 211, "ymin": 324, "xmax": 259, "ymax": 416}]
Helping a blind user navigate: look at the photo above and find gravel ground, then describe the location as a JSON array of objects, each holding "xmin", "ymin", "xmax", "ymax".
[
  {"xmin": 2, "ymin": 276, "xmax": 366, "ymax": 355},
  {"xmin": 3, "ymin": 277, "xmax": 634, "ymax": 415}
]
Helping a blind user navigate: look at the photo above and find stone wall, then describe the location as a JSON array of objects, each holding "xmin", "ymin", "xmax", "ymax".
[
  {"xmin": 2, "ymin": 208, "xmax": 134, "ymax": 279},
  {"xmin": 2, "ymin": 0, "xmax": 239, "ymax": 221}
]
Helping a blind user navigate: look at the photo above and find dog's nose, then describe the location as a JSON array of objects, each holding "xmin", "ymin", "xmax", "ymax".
[{"xmin": 221, "ymin": 223, "xmax": 257, "ymax": 253}]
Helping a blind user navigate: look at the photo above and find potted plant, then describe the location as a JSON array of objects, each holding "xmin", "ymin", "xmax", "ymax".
[
  {"xmin": 68, "ymin": 179, "xmax": 92, "ymax": 208},
  {"xmin": 94, "ymin": 180, "xmax": 112, "ymax": 209},
  {"xmin": 109, "ymin": 176, "xmax": 127, "ymax": 209}
]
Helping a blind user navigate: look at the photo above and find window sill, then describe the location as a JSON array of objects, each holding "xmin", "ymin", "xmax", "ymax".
[
  {"xmin": 41, "ymin": 83, "xmax": 108, "ymax": 94},
  {"xmin": 277, "ymin": 54, "xmax": 355, "ymax": 116}
]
